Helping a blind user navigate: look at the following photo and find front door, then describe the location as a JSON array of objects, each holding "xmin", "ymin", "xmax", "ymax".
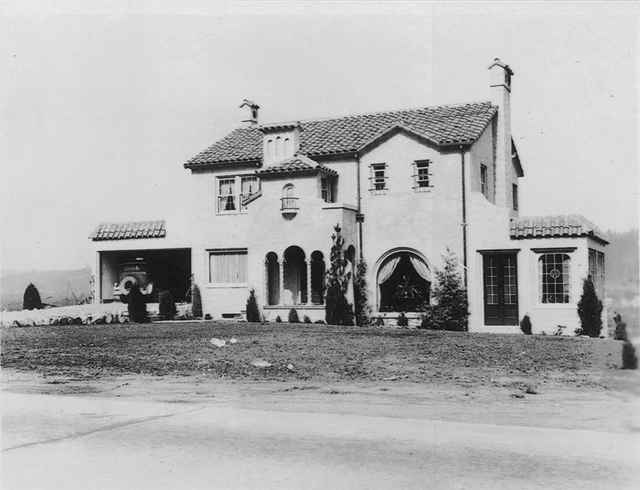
[{"xmin": 483, "ymin": 253, "xmax": 518, "ymax": 325}]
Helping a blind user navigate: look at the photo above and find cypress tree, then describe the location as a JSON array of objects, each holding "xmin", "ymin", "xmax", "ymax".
[
  {"xmin": 192, "ymin": 284, "xmax": 203, "ymax": 319},
  {"xmin": 246, "ymin": 289, "xmax": 262, "ymax": 322},
  {"xmin": 577, "ymin": 275, "xmax": 603, "ymax": 338},
  {"xmin": 325, "ymin": 225, "xmax": 354, "ymax": 326},
  {"xmin": 127, "ymin": 284, "xmax": 148, "ymax": 323},
  {"xmin": 158, "ymin": 290, "xmax": 177, "ymax": 320},
  {"xmin": 354, "ymin": 258, "xmax": 371, "ymax": 326}
]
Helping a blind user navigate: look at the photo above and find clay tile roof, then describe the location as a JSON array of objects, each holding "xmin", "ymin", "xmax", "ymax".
[
  {"xmin": 90, "ymin": 220, "xmax": 166, "ymax": 241},
  {"xmin": 509, "ymin": 215, "xmax": 608, "ymax": 244},
  {"xmin": 184, "ymin": 101, "xmax": 497, "ymax": 169},
  {"xmin": 257, "ymin": 154, "xmax": 337, "ymax": 176}
]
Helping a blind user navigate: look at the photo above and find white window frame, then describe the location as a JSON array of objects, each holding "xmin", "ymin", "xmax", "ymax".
[
  {"xmin": 370, "ymin": 163, "xmax": 387, "ymax": 193},
  {"xmin": 413, "ymin": 160, "xmax": 431, "ymax": 191},
  {"xmin": 537, "ymin": 252, "xmax": 572, "ymax": 304},
  {"xmin": 216, "ymin": 175, "xmax": 260, "ymax": 214},
  {"xmin": 321, "ymin": 176, "xmax": 335, "ymax": 203},
  {"xmin": 207, "ymin": 248, "xmax": 248, "ymax": 287}
]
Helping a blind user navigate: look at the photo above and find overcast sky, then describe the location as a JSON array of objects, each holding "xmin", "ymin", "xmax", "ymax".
[{"xmin": 1, "ymin": 1, "xmax": 638, "ymax": 272}]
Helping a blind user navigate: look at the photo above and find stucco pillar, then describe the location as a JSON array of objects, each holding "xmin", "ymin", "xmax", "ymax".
[
  {"xmin": 279, "ymin": 258, "xmax": 285, "ymax": 306},
  {"xmin": 306, "ymin": 258, "xmax": 313, "ymax": 306}
]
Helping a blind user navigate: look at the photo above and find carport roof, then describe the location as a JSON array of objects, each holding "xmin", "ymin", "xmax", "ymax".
[{"xmin": 90, "ymin": 220, "xmax": 166, "ymax": 241}]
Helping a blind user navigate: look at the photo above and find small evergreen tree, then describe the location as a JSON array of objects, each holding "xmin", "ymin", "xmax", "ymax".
[
  {"xmin": 397, "ymin": 312, "xmax": 408, "ymax": 327},
  {"xmin": 420, "ymin": 249, "xmax": 469, "ymax": 332},
  {"xmin": 246, "ymin": 289, "xmax": 262, "ymax": 322},
  {"xmin": 577, "ymin": 275, "xmax": 603, "ymax": 338},
  {"xmin": 288, "ymin": 308, "xmax": 300, "ymax": 323},
  {"xmin": 325, "ymin": 225, "xmax": 354, "ymax": 325},
  {"xmin": 353, "ymin": 258, "xmax": 371, "ymax": 326},
  {"xmin": 127, "ymin": 284, "xmax": 148, "ymax": 323},
  {"xmin": 158, "ymin": 290, "xmax": 177, "ymax": 320},
  {"xmin": 192, "ymin": 284, "xmax": 203, "ymax": 319},
  {"xmin": 23, "ymin": 283, "xmax": 43, "ymax": 310},
  {"xmin": 520, "ymin": 315, "xmax": 532, "ymax": 335}
]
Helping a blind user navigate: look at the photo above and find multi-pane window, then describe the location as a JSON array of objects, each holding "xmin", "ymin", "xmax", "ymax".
[
  {"xmin": 321, "ymin": 176, "xmax": 335, "ymax": 203},
  {"xmin": 217, "ymin": 176, "xmax": 260, "ymax": 213},
  {"xmin": 485, "ymin": 258, "xmax": 499, "ymax": 305},
  {"xmin": 413, "ymin": 160, "xmax": 431, "ymax": 190},
  {"xmin": 504, "ymin": 257, "xmax": 517, "ymax": 305},
  {"xmin": 512, "ymin": 184, "xmax": 519, "ymax": 211},
  {"xmin": 370, "ymin": 163, "xmax": 387, "ymax": 191},
  {"xmin": 209, "ymin": 250, "xmax": 248, "ymax": 283},
  {"xmin": 539, "ymin": 253, "xmax": 571, "ymax": 303},
  {"xmin": 588, "ymin": 249, "xmax": 606, "ymax": 299},
  {"xmin": 480, "ymin": 164, "xmax": 487, "ymax": 196}
]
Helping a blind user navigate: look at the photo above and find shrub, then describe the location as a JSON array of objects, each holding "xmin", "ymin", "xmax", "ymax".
[
  {"xmin": 614, "ymin": 313, "xmax": 628, "ymax": 341},
  {"xmin": 314, "ymin": 319, "xmax": 325, "ymax": 324},
  {"xmin": 577, "ymin": 275, "xmax": 603, "ymax": 338},
  {"xmin": 192, "ymin": 284, "xmax": 203, "ymax": 319},
  {"xmin": 275, "ymin": 316, "xmax": 282, "ymax": 323},
  {"xmin": 397, "ymin": 312, "xmax": 408, "ymax": 327},
  {"xmin": 158, "ymin": 290, "xmax": 177, "ymax": 320},
  {"xmin": 23, "ymin": 283, "xmax": 43, "ymax": 310},
  {"xmin": 303, "ymin": 315, "xmax": 312, "ymax": 324},
  {"xmin": 354, "ymin": 258, "xmax": 371, "ymax": 326},
  {"xmin": 246, "ymin": 289, "xmax": 262, "ymax": 322},
  {"xmin": 325, "ymin": 225, "xmax": 355, "ymax": 326},
  {"xmin": 288, "ymin": 308, "xmax": 300, "ymax": 323},
  {"xmin": 420, "ymin": 250, "xmax": 469, "ymax": 332},
  {"xmin": 127, "ymin": 284, "xmax": 148, "ymax": 323},
  {"xmin": 374, "ymin": 316, "xmax": 385, "ymax": 327},
  {"xmin": 520, "ymin": 315, "xmax": 532, "ymax": 335},
  {"xmin": 622, "ymin": 341, "xmax": 638, "ymax": 370}
]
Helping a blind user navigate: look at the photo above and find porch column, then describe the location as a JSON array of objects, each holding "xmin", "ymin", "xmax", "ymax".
[
  {"xmin": 263, "ymin": 257, "xmax": 269, "ymax": 305},
  {"xmin": 306, "ymin": 258, "xmax": 313, "ymax": 306},
  {"xmin": 279, "ymin": 258, "xmax": 285, "ymax": 306}
]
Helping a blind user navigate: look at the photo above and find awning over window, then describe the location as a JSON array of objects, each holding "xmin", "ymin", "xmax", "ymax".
[{"xmin": 90, "ymin": 220, "xmax": 166, "ymax": 241}]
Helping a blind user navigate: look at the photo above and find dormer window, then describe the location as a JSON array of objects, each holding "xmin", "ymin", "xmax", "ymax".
[{"xmin": 261, "ymin": 123, "xmax": 302, "ymax": 166}]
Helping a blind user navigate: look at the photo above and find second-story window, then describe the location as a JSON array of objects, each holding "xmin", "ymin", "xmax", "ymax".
[
  {"xmin": 281, "ymin": 184, "xmax": 298, "ymax": 212},
  {"xmin": 512, "ymin": 183, "xmax": 519, "ymax": 211},
  {"xmin": 321, "ymin": 176, "xmax": 335, "ymax": 203},
  {"xmin": 480, "ymin": 164, "xmax": 487, "ymax": 196},
  {"xmin": 414, "ymin": 160, "xmax": 431, "ymax": 190},
  {"xmin": 370, "ymin": 163, "xmax": 387, "ymax": 192},
  {"xmin": 217, "ymin": 176, "xmax": 260, "ymax": 214}
]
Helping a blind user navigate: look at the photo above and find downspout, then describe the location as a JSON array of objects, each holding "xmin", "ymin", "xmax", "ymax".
[
  {"xmin": 355, "ymin": 152, "xmax": 363, "ymax": 259},
  {"xmin": 460, "ymin": 146, "xmax": 468, "ymax": 290}
]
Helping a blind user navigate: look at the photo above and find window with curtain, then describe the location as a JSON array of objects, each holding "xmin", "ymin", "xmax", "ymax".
[
  {"xmin": 209, "ymin": 250, "xmax": 248, "ymax": 283},
  {"xmin": 538, "ymin": 253, "xmax": 571, "ymax": 303},
  {"xmin": 217, "ymin": 176, "xmax": 260, "ymax": 214}
]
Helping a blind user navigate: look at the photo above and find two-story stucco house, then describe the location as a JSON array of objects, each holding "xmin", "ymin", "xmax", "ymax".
[{"xmin": 90, "ymin": 59, "xmax": 608, "ymax": 333}]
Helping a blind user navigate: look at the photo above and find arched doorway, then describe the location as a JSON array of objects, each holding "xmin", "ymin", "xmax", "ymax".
[
  {"xmin": 310, "ymin": 251, "xmax": 325, "ymax": 305},
  {"xmin": 265, "ymin": 252, "xmax": 280, "ymax": 305},
  {"xmin": 377, "ymin": 251, "xmax": 431, "ymax": 312},
  {"xmin": 283, "ymin": 246, "xmax": 307, "ymax": 305}
]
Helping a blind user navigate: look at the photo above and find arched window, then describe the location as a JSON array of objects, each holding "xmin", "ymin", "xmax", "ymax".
[
  {"xmin": 376, "ymin": 251, "xmax": 431, "ymax": 312},
  {"xmin": 284, "ymin": 138, "xmax": 291, "ymax": 156},
  {"xmin": 538, "ymin": 253, "xmax": 571, "ymax": 303},
  {"xmin": 311, "ymin": 251, "xmax": 326, "ymax": 305},
  {"xmin": 267, "ymin": 139, "xmax": 274, "ymax": 157},
  {"xmin": 281, "ymin": 184, "xmax": 297, "ymax": 212},
  {"xmin": 276, "ymin": 136, "xmax": 283, "ymax": 156}
]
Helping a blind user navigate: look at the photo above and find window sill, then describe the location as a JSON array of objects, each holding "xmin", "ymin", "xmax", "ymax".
[
  {"xmin": 206, "ymin": 283, "xmax": 249, "ymax": 289},
  {"xmin": 216, "ymin": 211, "xmax": 248, "ymax": 216},
  {"xmin": 370, "ymin": 189, "xmax": 388, "ymax": 195}
]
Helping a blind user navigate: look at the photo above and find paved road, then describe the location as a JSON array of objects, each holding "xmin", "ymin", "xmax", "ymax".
[{"xmin": 2, "ymin": 391, "xmax": 639, "ymax": 489}]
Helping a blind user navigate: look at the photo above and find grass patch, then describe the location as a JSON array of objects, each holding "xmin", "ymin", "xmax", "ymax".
[{"xmin": 0, "ymin": 322, "xmax": 621, "ymax": 386}]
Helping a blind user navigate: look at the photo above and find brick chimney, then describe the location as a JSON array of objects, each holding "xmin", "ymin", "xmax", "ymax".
[
  {"xmin": 240, "ymin": 99, "xmax": 259, "ymax": 126},
  {"xmin": 488, "ymin": 58, "xmax": 514, "ymax": 210}
]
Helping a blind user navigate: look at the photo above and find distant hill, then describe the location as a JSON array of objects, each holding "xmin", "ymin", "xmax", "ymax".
[{"xmin": 1, "ymin": 268, "xmax": 92, "ymax": 311}]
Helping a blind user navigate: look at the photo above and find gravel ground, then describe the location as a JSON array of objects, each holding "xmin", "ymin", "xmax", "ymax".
[{"xmin": 0, "ymin": 322, "xmax": 624, "ymax": 389}]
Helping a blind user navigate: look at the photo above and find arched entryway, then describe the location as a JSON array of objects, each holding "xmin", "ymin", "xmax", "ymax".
[
  {"xmin": 376, "ymin": 250, "xmax": 431, "ymax": 312},
  {"xmin": 283, "ymin": 246, "xmax": 307, "ymax": 305},
  {"xmin": 310, "ymin": 251, "xmax": 326, "ymax": 305},
  {"xmin": 265, "ymin": 252, "xmax": 280, "ymax": 305}
]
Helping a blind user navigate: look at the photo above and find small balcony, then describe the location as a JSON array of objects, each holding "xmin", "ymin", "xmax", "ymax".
[{"xmin": 281, "ymin": 197, "xmax": 299, "ymax": 214}]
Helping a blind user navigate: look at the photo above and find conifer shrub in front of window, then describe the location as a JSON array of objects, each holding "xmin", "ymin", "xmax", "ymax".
[
  {"xmin": 577, "ymin": 275, "xmax": 603, "ymax": 338},
  {"xmin": 419, "ymin": 249, "xmax": 469, "ymax": 332},
  {"xmin": 192, "ymin": 284, "xmax": 203, "ymax": 319},
  {"xmin": 275, "ymin": 315, "xmax": 282, "ymax": 323},
  {"xmin": 397, "ymin": 312, "xmax": 408, "ymax": 327},
  {"xmin": 325, "ymin": 225, "xmax": 355, "ymax": 326},
  {"xmin": 520, "ymin": 314, "xmax": 532, "ymax": 335},
  {"xmin": 303, "ymin": 315, "xmax": 312, "ymax": 324},
  {"xmin": 354, "ymin": 258, "xmax": 371, "ymax": 326},
  {"xmin": 614, "ymin": 314, "xmax": 638, "ymax": 370},
  {"xmin": 246, "ymin": 289, "xmax": 262, "ymax": 322},
  {"xmin": 288, "ymin": 308, "xmax": 300, "ymax": 323},
  {"xmin": 23, "ymin": 283, "xmax": 43, "ymax": 310},
  {"xmin": 127, "ymin": 284, "xmax": 148, "ymax": 323},
  {"xmin": 158, "ymin": 290, "xmax": 177, "ymax": 320}
]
